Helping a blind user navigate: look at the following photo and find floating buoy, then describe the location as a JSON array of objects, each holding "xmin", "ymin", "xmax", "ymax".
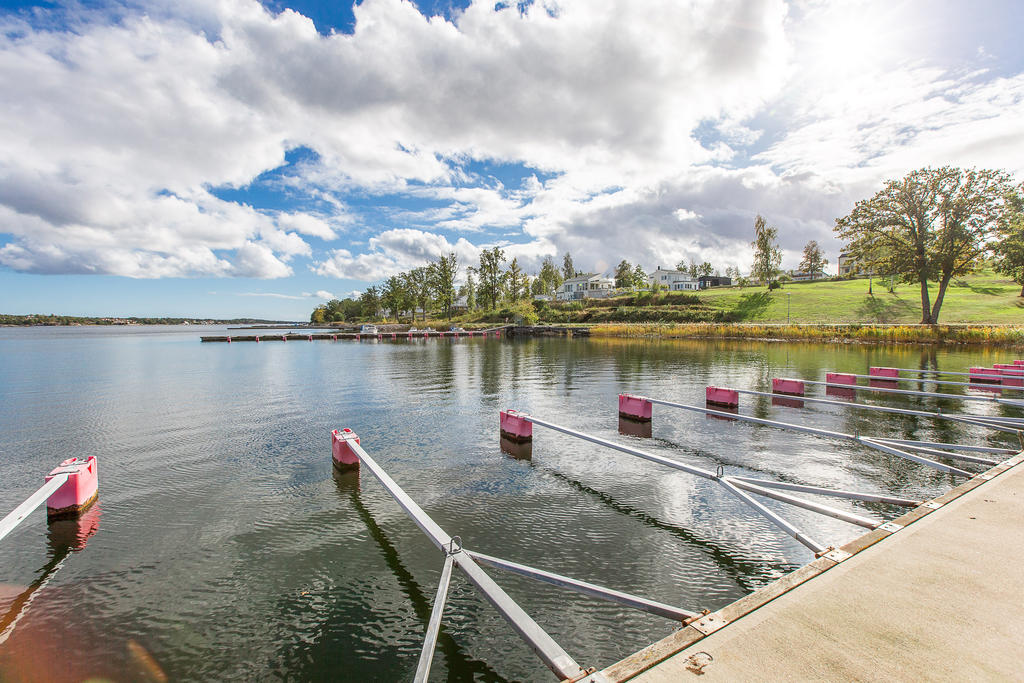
[{"xmin": 46, "ymin": 456, "xmax": 99, "ymax": 519}]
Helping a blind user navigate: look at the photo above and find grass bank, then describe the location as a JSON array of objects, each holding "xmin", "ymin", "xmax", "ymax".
[{"xmin": 588, "ymin": 322, "xmax": 1024, "ymax": 346}]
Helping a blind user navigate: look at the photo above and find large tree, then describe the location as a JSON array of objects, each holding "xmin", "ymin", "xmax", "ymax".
[
  {"xmin": 478, "ymin": 247, "xmax": 506, "ymax": 310},
  {"xmin": 750, "ymin": 214, "xmax": 782, "ymax": 286},
  {"xmin": 459, "ymin": 270, "xmax": 477, "ymax": 310},
  {"xmin": 835, "ymin": 167, "xmax": 1014, "ymax": 324},
  {"xmin": 993, "ymin": 186, "xmax": 1024, "ymax": 296},
  {"xmin": 505, "ymin": 257, "xmax": 529, "ymax": 301},
  {"xmin": 538, "ymin": 256, "xmax": 563, "ymax": 295},
  {"xmin": 562, "ymin": 252, "xmax": 576, "ymax": 280},
  {"xmin": 614, "ymin": 259, "xmax": 633, "ymax": 288},
  {"xmin": 405, "ymin": 267, "xmax": 432, "ymax": 321},
  {"xmin": 359, "ymin": 286, "xmax": 381, "ymax": 320},
  {"xmin": 798, "ymin": 240, "xmax": 828, "ymax": 277},
  {"xmin": 632, "ymin": 263, "xmax": 648, "ymax": 289},
  {"xmin": 380, "ymin": 276, "xmax": 406, "ymax": 321},
  {"xmin": 431, "ymin": 252, "xmax": 459, "ymax": 319}
]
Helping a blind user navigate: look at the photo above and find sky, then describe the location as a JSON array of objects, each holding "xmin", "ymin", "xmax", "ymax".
[{"xmin": 1, "ymin": 0, "xmax": 1023, "ymax": 320}]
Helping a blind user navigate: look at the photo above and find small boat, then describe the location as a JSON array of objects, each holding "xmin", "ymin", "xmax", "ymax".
[
  {"xmin": 408, "ymin": 326, "xmax": 418, "ymax": 333},
  {"xmin": 449, "ymin": 326, "xmax": 466, "ymax": 333},
  {"xmin": 359, "ymin": 324, "xmax": 378, "ymax": 335}
]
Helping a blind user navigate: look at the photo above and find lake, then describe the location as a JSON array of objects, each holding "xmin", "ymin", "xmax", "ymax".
[{"xmin": 0, "ymin": 326, "xmax": 1019, "ymax": 681}]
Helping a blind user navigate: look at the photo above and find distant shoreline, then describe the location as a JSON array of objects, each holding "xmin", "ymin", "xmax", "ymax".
[{"xmin": 0, "ymin": 314, "xmax": 298, "ymax": 327}]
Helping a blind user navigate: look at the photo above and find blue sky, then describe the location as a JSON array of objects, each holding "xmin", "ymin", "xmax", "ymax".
[{"xmin": 1, "ymin": 0, "xmax": 1023, "ymax": 320}]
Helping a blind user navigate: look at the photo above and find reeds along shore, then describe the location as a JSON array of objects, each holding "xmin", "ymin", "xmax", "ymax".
[{"xmin": 587, "ymin": 323, "xmax": 1024, "ymax": 345}]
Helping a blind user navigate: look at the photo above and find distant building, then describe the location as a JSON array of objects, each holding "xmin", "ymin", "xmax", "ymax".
[
  {"xmin": 648, "ymin": 266, "xmax": 700, "ymax": 291},
  {"xmin": 698, "ymin": 275, "xmax": 732, "ymax": 288},
  {"xmin": 837, "ymin": 252, "xmax": 859, "ymax": 276},
  {"xmin": 556, "ymin": 273, "xmax": 616, "ymax": 301},
  {"xmin": 453, "ymin": 296, "xmax": 469, "ymax": 312},
  {"xmin": 789, "ymin": 270, "xmax": 826, "ymax": 281},
  {"xmin": 533, "ymin": 294, "xmax": 553, "ymax": 302}
]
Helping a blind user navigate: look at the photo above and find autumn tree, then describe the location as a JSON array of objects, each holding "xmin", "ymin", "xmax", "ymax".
[
  {"xmin": 750, "ymin": 214, "xmax": 782, "ymax": 286},
  {"xmin": 798, "ymin": 241, "xmax": 828, "ymax": 277},
  {"xmin": 835, "ymin": 167, "xmax": 1015, "ymax": 324}
]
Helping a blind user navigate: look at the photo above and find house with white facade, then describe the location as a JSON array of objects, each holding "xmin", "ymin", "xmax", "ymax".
[
  {"xmin": 556, "ymin": 273, "xmax": 616, "ymax": 301},
  {"xmin": 647, "ymin": 266, "xmax": 700, "ymax": 291}
]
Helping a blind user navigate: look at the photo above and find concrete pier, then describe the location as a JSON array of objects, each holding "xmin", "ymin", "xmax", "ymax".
[{"xmin": 601, "ymin": 452, "xmax": 1024, "ymax": 681}]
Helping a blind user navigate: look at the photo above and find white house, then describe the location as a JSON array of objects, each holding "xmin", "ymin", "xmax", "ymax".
[
  {"xmin": 556, "ymin": 273, "xmax": 615, "ymax": 301},
  {"xmin": 648, "ymin": 266, "xmax": 700, "ymax": 291}
]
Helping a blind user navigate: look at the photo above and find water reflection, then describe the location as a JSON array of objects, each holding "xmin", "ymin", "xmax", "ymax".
[
  {"xmin": 618, "ymin": 417, "xmax": 653, "ymax": 439},
  {"xmin": 499, "ymin": 436, "xmax": 533, "ymax": 460},
  {"xmin": 329, "ymin": 469, "xmax": 507, "ymax": 682}
]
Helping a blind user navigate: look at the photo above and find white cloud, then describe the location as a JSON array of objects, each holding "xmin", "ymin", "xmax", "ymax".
[
  {"xmin": 0, "ymin": 0, "xmax": 1021, "ymax": 285},
  {"xmin": 313, "ymin": 228, "xmax": 483, "ymax": 280}
]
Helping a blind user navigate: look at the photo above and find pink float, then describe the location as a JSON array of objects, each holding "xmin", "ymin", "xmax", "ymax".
[
  {"xmin": 618, "ymin": 394, "xmax": 653, "ymax": 421},
  {"xmin": 500, "ymin": 410, "xmax": 533, "ymax": 443},
  {"xmin": 999, "ymin": 368, "xmax": 1024, "ymax": 387},
  {"xmin": 869, "ymin": 367, "xmax": 899, "ymax": 378},
  {"xmin": 226, "ymin": 336, "xmax": 231, "ymax": 343},
  {"xmin": 826, "ymin": 372, "xmax": 856, "ymax": 385},
  {"xmin": 706, "ymin": 386, "xmax": 739, "ymax": 408},
  {"xmin": 331, "ymin": 428, "xmax": 361, "ymax": 471},
  {"xmin": 45, "ymin": 456, "xmax": 98, "ymax": 519},
  {"xmin": 1015, "ymin": 360, "xmax": 1024, "ymax": 366},
  {"xmin": 772, "ymin": 378, "xmax": 805, "ymax": 396},
  {"xmin": 969, "ymin": 367, "xmax": 996, "ymax": 382}
]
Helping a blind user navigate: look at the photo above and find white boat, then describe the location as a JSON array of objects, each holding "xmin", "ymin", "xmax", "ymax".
[
  {"xmin": 359, "ymin": 324, "xmax": 378, "ymax": 335},
  {"xmin": 408, "ymin": 327, "xmax": 418, "ymax": 333}
]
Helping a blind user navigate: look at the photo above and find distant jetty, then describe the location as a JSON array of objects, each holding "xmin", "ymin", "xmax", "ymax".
[{"xmin": 201, "ymin": 325, "xmax": 589, "ymax": 342}]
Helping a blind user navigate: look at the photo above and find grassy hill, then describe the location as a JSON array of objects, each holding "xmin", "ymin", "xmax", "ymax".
[{"xmin": 696, "ymin": 272, "xmax": 1023, "ymax": 324}]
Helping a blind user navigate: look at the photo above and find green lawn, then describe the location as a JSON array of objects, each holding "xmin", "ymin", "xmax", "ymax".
[{"xmin": 697, "ymin": 272, "xmax": 1024, "ymax": 324}]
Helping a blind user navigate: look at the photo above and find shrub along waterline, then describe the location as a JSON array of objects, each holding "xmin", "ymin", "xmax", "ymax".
[{"xmin": 587, "ymin": 323, "xmax": 1024, "ymax": 346}]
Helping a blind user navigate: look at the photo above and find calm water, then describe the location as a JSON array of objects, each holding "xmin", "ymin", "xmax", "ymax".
[{"xmin": 0, "ymin": 326, "xmax": 1020, "ymax": 681}]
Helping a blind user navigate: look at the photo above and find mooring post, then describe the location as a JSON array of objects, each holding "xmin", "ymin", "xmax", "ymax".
[
  {"xmin": 331, "ymin": 429, "xmax": 361, "ymax": 471},
  {"xmin": 618, "ymin": 394, "xmax": 653, "ymax": 422},
  {"xmin": 500, "ymin": 410, "xmax": 533, "ymax": 443}
]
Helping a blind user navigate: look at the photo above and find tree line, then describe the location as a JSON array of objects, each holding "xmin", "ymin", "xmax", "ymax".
[{"xmin": 311, "ymin": 250, "xmax": 578, "ymax": 323}]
